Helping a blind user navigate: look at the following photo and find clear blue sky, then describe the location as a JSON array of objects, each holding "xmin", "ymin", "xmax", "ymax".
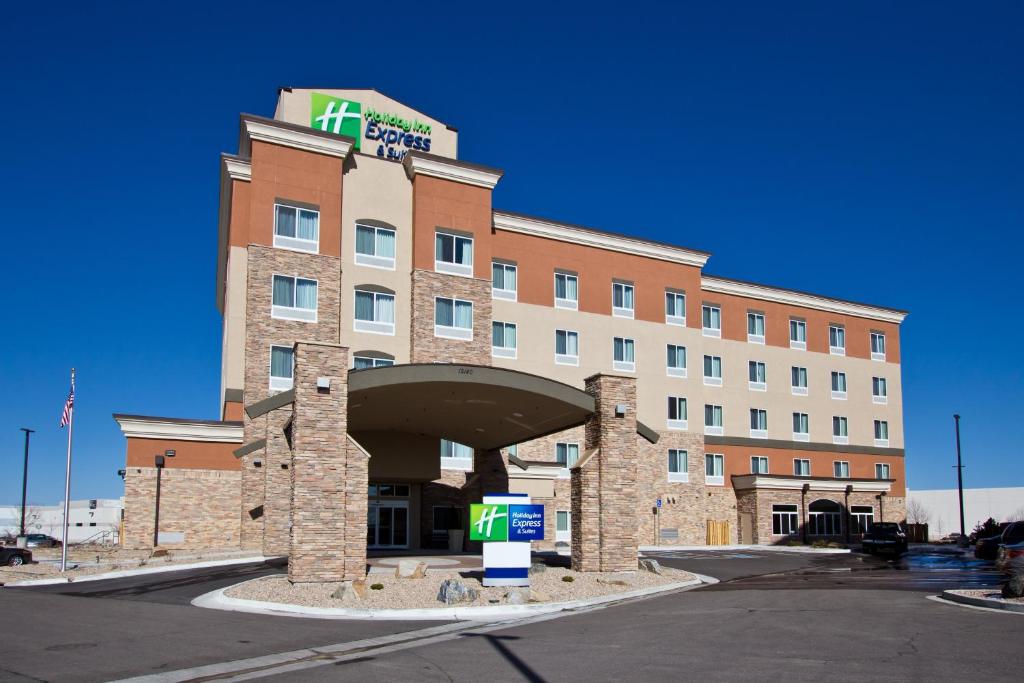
[{"xmin": 1, "ymin": 1, "xmax": 1021, "ymax": 505}]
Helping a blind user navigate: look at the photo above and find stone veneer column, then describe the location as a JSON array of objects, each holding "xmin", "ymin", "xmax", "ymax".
[
  {"xmin": 239, "ymin": 415, "xmax": 266, "ymax": 551},
  {"xmin": 288, "ymin": 341, "xmax": 367, "ymax": 583},
  {"xmin": 571, "ymin": 374, "xmax": 639, "ymax": 573},
  {"xmin": 410, "ymin": 269, "xmax": 492, "ymax": 364},
  {"xmin": 261, "ymin": 406, "xmax": 293, "ymax": 556}
]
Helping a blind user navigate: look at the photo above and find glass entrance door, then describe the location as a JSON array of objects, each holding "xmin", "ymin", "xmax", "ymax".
[{"xmin": 368, "ymin": 501, "xmax": 409, "ymax": 549}]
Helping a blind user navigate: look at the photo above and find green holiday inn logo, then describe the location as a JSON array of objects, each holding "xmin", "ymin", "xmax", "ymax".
[
  {"xmin": 469, "ymin": 503, "xmax": 508, "ymax": 542},
  {"xmin": 310, "ymin": 92, "xmax": 361, "ymax": 150}
]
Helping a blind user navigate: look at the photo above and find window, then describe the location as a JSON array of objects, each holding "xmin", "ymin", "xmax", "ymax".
[
  {"xmin": 556, "ymin": 510, "xmax": 571, "ymax": 542},
  {"xmin": 665, "ymin": 291, "xmax": 686, "ymax": 326},
  {"xmin": 492, "ymin": 261, "xmax": 517, "ymax": 301},
  {"xmin": 555, "ymin": 329, "xmax": 580, "ymax": 366},
  {"xmin": 667, "ymin": 344, "xmax": 687, "ymax": 378},
  {"xmin": 791, "ymin": 366, "xmax": 808, "ymax": 396},
  {"xmin": 831, "ymin": 371, "xmax": 847, "ymax": 400},
  {"xmin": 432, "ymin": 506, "xmax": 463, "ymax": 534},
  {"xmin": 269, "ymin": 345, "xmax": 293, "ymax": 392},
  {"xmin": 705, "ymin": 453, "xmax": 724, "ymax": 485},
  {"xmin": 870, "ymin": 332, "xmax": 886, "ymax": 361},
  {"xmin": 833, "ymin": 460, "xmax": 850, "ymax": 478},
  {"xmin": 554, "ymin": 272, "xmax": 578, "ymax": 310},
  {"xmin": 875, "ymin": 463, "xmax": 891, "ymax": 480},
  {"xmin": 751, "ymin": 455, "xmax": 769, "ymax": 474},
  {"xmin": 668, "ymin": 449, "xmax": 689, "ymax": 482},
  {"xmin": 748, "ymin": 361, "xmax": 766, "ymax": 391},
  {"xmin": 272, "ymin": 275, "xmax": 318, "ymax": 322},
  {"xmin": 794, "ymin": 459, "xmax": 811, "ymax": 476},
  {"xmin": 808, "ymin": 499, "xmax": 842, "ymax": 536},
  {"xmin": 702, "ymin": 305, "xmax": 721, "ymax": 338},
  {"xmin": 353, "ymin": 355, "xmax": 394, "ymax": 370},
  {"xmin": 612, "ymin": 282, "xmax": 634, "ymax": 318},
  {"xmin": 703, "ymin": 355, "xmax": 723, "ymax": 386},
  {"xmin": 850, "ymin": 505, "xmax": 874, "ymax": 535},
  {"xmin": 747, "ymin": 312, "xmax": 765, "ymax": 344},
  {"xmin": 354, "ymin": 223, "xmax": 396, "ymax": 269},
  {"xmin": 555, "ymin": 442, "xmax": 580, "ymax": 477},
  {"xmin": 274, "ymin": 203, "xmax": 319, "ymax": 253},
  {"xmin": 492, "ymin": 321, "xmax": 517, "ymax": 359},
  {"xmin": 440, "ymin": 439, "xmax": 473, "ymax": 470},
  {"xmin": 872, "ymin": 376, "xmax": 888, "ymax": 404},
  {"xmin": 829, "ymin": 325, "xmax": 846, "ymax": 356},
  {"xmin": 874, "ymin": 420, "xmax": 889, "ymax": 447},
  {"xmin": 435, "ymin": 232, "xmax": 473, "ymax": 276},
  {"xmin": 354, "ymin": 289, "xmax": 395, "ymax": 335},
  {"xmin": 772, "ymin": 504, "xmax": 799, "ymax": 535},
  {"xmin": 833, "ymin": 416, "xmax": 849, "ymax": 445},
  {"xmin": 704, "ymin": 404, "xmax": 723, "ymax": 436},
  {"xmin": 435, "ymin": 297, "xmax": 473, "ymax": 340},
  {"xmin": 667, "ymin": 396, "xmax": 688, "ymax": 430},
  {"xmin": 792, "ymin": 412, "xmax": 809, "ymax": 441},
  {"xmin": 613, "ymin": 337, "xmax": 636, "ymax": 372},
  {"xmin": 750, "ymin": 409, "xmax": 768, "ymax": 438},
  {"xmin": 790, "ymin": 319, "xmax": 807, "ymax": 350}
]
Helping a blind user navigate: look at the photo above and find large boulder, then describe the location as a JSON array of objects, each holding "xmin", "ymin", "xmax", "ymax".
[
  {"xmin": 638, "ymin": 558, "xmax": 663, "ymax": 575},
  {"xmin": 1003, "ymin": 571, "xmax": 1024, "ymax": 599},
  {"xmin": 529, "ymin": 562, "xmax": 547, "ymax": 575},
  {"xmin": 395, "ymin": 560, "xmax": 428, "ymax": 579},
  {"xmin": 505, "ymin": 588, "xmax": 528, "ymax": 605},
  {"xmin": 437, "ymin": 578, "xmax": 479, "ymax": 605},
  {"xmin": 331, "ymin": 579, "xmax": 366, "ymax": 603},
  {"xmin": 528, "ymin": 588, "xmax": 550, "ymax": 603}
]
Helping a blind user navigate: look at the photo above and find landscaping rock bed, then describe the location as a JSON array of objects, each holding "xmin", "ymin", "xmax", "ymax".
[
  {"xmin": 0, "ymin": 547, "xmax": 260, "ymax": 584},
  {"xmin": 943, "ymin": 588, "xmax": 1024, "ymax": 613}
]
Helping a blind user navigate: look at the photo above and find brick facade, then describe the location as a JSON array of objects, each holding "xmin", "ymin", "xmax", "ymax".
[
  {"xmin": 636, "ymin": 430, "xmax": 709, "ymax": 546},
  {"xmin": 736, "ymin": 487, "xmax": 894, "ymax": 545},
  {"xmin": 410, "ymin": 269, "xmax": 491, "ymax": 364},
  {"xmin": 261, "ymin": 405, "xmax": 293, "ymax": 556}
]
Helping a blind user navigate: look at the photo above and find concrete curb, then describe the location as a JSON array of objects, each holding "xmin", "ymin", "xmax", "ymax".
[
  {"xmin": 192, "ymin": 575, "xmax": 705, "ymax": 621},
  {"xmin": 639, "ymin": 545, "xmax": 851, "ymax": 554},
  {"xmin": 3, "ymin": 556, "xmax": 275, "ymax": 587},
  {"xmin": 940, "ymin": 589, "xmax": 1024, "ymax": 614}
]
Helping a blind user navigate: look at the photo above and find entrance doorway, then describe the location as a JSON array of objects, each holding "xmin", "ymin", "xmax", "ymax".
[{"xmin": 367, "ymin": 482, "xmax": 410, "ymax": 549}]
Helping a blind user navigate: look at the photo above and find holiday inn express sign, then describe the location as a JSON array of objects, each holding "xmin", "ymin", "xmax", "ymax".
[
  {"xmin": 310, "ymin": 92, "xmax": 433, "ymax": 161},
  {"xmin": 471, "ymin": 494, "xmax": 544, "ymax": 586}
]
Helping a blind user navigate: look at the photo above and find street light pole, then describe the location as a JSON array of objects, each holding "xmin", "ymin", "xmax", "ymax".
[
  {"xmin": 954, "ymin": 414, "xmax": 965, "ymax": 540},
  {"xmin": 19, "ymin": 428, "xmax": 35, "ymax": 538}
]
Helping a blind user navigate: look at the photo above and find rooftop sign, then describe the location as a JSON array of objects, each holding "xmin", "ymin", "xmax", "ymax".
[{"xmin": 310, "ymin": 92, "xmax": 433, "ymax": 161}]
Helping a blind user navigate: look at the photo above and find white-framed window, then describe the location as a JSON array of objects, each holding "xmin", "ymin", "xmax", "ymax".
[
  {"xmin": 435, "ymin": 231, "xmax": 473, "ymax": 276},
  {"xmin": 667, "ymin": 344, "xmax": 687, "ymax": 378},
  {"xmin": 269, "ymin": 345, "xmax": 294, "ymax": 392},
  {"xmin": 703, "ymin": 355, "xmax": 723, "ymax": 387},
  {"xmin": 353, "ymin": 355, "xmax": 394, "ymax": 370},
  {"xmin": 750, "ymin": 409, "xmax": 768, "ymax": 438},
  {"xmin": 668, "ymin": 449, "xmax": 689, "ymax": 483},
  {"xmin": 440, "ymin": 439, "xmax": 474, "ymax": 471},
  {"xmin": 829, "ymin": 324, "xmax": 846, "ymax": 356},
  {"xmin": 792, "ymin": 412, "xmax": 809, "ymax": 441},
  {"xmin": 555, "ymin": 510, "xmax": 571, "ymax": 542},
  {"xmin": 747, "ymin": 312, "xmax": 765, "ymax": 344},
  {"xmin": 665, "ymin": 290, "xmax": 686, "ymax": 326},
  {"xmin": 772, "ymin": 504, "xmax": 799, "ymax": 535},
  {"xmin": 555, "ymin": 442, "xmax": 579, "ymax": 478},
  {"xmin": 492, "ymin": 261, "xmax": 517, "ymax": 301},
  {"xmin": 612, "ymin": 282, "xmax": 635, "ymax": 318},
  {"xmin": 492, "ymin": 321, "xmax": 517, "ymax": 359},
  {"xmin": 833, "ymin": 416, "xmax": 849, "ymax": 445},
  {"xmin": 831, "ymin": 371, "xmax": 848, "ymax": 400},
  {"xmin": 554, "ymin": 272, "xmax": 578, "ymax": 310},
  {"xmin": 850, "ymin": 505, "xmax": 874, "ymax": 534},
  {"xmin": 874, "ymin": 420, "xmax": 889, "ymax": 447},
  {"xmin": 872, "ymin": 376, "xmax": 888, "ymax": 405},
  {"xmin": 790, "ymin": 319, "xmax": 807, "ymax": 350},
  {"xmin": 353, "ymin": 289, "xmax": 395, "ymax": 335},
  {"xmin": 555, "ymin": 329, "xmax": 579, "ymax": 366},
  {"xmin": 833, "ymin": 460, "xmax": 850, "ymax": 478},
  {"xmin": 791, "ymin": 366, "xmax": 808, "ymax": 396},
  {"xmin": 875, "ymin": 463, "xmax": 891, "ymax": 480},
  {"xmin": 354, "ymin": 223, "xmax": 396, "ymax": 269},
  {"xmin": 434, "ymin": 297, "xmax": 473, "ymax": 340},
  {"xmin": 750, "ymin": 455, "xmax": 769, "ymax": 474},
  {"xmin": 702, "ymin": 304, "xmax": 721, "ymax": 338},
  {"xmin": 272, "ymin": 274, "xmax": 318, "ymax": 322},
  {"xmin": 793, "ymin": 458, "xmax": 811, "ymax": 477},
  {"xmin": 705, "ymin": 453, "xmax": 724, "ymax": 486},
  {"xmin": 612, "ymin": 336, "xmax": 636, "ymax": 372},
  {"xmin": 704, "ymin": 404, "xmax": 723, "ymax": 436},
  {"xmin": 748, "ymin": 361, "xmax": 766, "ymax": 391},
  {"xmin": 667, "ymin": 396, "xmax": 688, "ymax": 431},
  {"xmin": 273, "ymin": 203, "xmax": 319, "ymax": 253},
  {"xmin": 871, "ymin": 332, "xmax": 887, "ymax": 361}
]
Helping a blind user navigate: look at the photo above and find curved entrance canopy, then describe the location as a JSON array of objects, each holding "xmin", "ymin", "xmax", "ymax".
[{"xmin": 347, "ymin": 364, "xmax": 596, "ymax": 451}]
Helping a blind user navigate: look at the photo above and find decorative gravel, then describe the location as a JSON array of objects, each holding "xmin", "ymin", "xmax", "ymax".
[
  {"xmin": 226, "ymin": 566, "xmax": 696, "ymax": 610},
  {"xmin": 0, "ymin": 547, "xmax": 258, "ymax": 583},
  {"xmin": 948, "ymin": 588, "xmax": 1024, "ymax": 604}
]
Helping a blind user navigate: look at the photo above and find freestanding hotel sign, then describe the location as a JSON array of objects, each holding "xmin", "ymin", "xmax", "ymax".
[{"xmin": 470, "ymin": 493, "xmax": 544, "ymax": 587}]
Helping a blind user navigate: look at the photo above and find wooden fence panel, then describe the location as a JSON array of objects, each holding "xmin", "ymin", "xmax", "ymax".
[{"xmin": 706, "ymin": 520, "xmax": 730, "ymax": 545}]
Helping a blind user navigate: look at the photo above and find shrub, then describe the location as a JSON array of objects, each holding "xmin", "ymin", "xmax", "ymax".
[
  {"xmin": 370, "ymin": 583, "xmax": 384, "ymax": 590},
  {"xmin": 811, "ymin": 540, "xmax": 830, "ymax": 549},
  {"xmin": 561, "ymin": 575, "xmax": 575, "ymax": 583}
]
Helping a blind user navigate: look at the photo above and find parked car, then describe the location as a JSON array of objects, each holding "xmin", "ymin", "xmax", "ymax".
[
  {"xmin": 861, "ymin": 522, "xmax": 908, "ymax": 555},
  {"xmin": 996, "ymin": 541, "xmax": 1024, "ymax": 574},
  {"xmin": 975, "ymin": 523, "xmax": 1011, "ymax": 560},
  {"xmin": 0, "ymin": 547, "xmax": 33, "ymax": 566},
  {"xmin": 24, "ymin": 534, "xmax": 62, "ymax": 549}
]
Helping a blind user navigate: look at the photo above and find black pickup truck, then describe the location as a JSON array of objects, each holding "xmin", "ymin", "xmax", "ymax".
[{"xmin": 861, "ymin": 522, "xmax": 908, "ymax": 556}]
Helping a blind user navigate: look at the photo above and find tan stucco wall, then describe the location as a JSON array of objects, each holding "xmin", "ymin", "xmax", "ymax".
[{"xmin": 220, "ymin": 245, "xmax": 247, "ymax": 415}]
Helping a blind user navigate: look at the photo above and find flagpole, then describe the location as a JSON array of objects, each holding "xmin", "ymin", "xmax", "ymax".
[{"xmin": 60, "ymin": 368, "xmax": 75, "ymax": 572}]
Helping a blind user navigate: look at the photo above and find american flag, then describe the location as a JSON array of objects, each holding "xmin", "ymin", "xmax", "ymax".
[{"xmin": 60, "ymin": 375, "xmax": 75, "ymax": 428}]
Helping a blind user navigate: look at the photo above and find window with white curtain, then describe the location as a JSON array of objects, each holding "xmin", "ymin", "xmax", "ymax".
[
  {"xmin": 834, "ymin": 461, "xmax": 850, "ymax": 478},
  {"xmin": 353, "ymin": 355, "xmax": 394, "ymax": 370},
  {"xmin": 875, "ymin": 463, "xmax": 891, "ymax": 480},
  {"xmin": 492, "ymin": 261, "xmax": 517, "ymax": 300},
  {"xmin": 829, "ymin": 325, "xmax": 846, "ymax": 355},
  {"xmin": 274, "ymin": 204, "xmax": 319, "ymax": 252},
  {"xmin": 794, "ymin": 459, "xmax": 811, "ymax": 476},
  {"xmin": 613, "ymin": 337, "xmax": 635, "ymax": 372},
  {"xmin": 747, "ymin": 312, "xmax": 765, "ymax": 344},
  {"xmin": 792, "ymin": 412, "xmax": 809, "ymax": 441},
  {"xmin": 791, "ymin": 366, "xmax": 808, "ymax": 396},
  {"xmin": 440, "ymin": 439, "xmax": 474, "ymax": 470},
  {"xmin": 703, "ymin": 355, "xmax": 722, "ymax": 386},
  {"xmin": 831, "ymin": 371, "xmax": 847, "ymax": 400},
  {"xmin": 667, "ymin": 344, "xmax": 687, "ymax": 377},
  {"xmin": 555, "ymin": 272, "xmax": 579, "ymax": 309},
  {"xmin": 872, "ymin": 376, "xmax": 888, "ymax": 404},
  {"xmin": 702, "ymin": 304, "xmax": 721, "ymax": 337},
  {"xmin": 354, "ymin": 223, "xmax": 396, "ymax": 269},
  {"xmin": 667, "ymin": 396, "xmax": 688, "ymax": 430},
  {"xmin": 269, "ymin": 345, "xmax": 294, "ymax": 392},
  {"xmin": 833, "ymin": 416, "xmax": 849, "ymax": 445},
  {"xmin": 790, "ymin": 319, "xmax": 807, "ymax": 350},
  {"xmin": 704, "ymin": 404, "xmax": 723, "ymax": 436},
  {"xmin": 555, "ymin": 442, "xmax": 579, "ymax": 477},
  {"xmin": 435, "ymin": 297, "xmax": 473, "ymax": 340},
  {"xmin": 665, "ymin": 291, "xmax": 686, "ymax": 325},
  {"xmin": 272, "ymin": 275, "xmax": 318, "ymax": 322},
  {"xmin": 871, "ymin": 332, "xmax": 887, "ymax": 360},
  {"xmin": 705, "ymin": 453, "xmax": 724, "ymax": 485},
  {"xmin": 749, "ymin": 361, "xmax": 767, "ymax": 391},
  {"xmin": 353, "ymin": 289, "xmax": 395, "ymax": 335},
  {"xmin": 555, "ymin": 329, "xmax": 579, "ymax": 365},
  {"xmin": 874, "ymin": 420, "xmax": 889, "ymax": 446},
  {"xmin": 492, "ymin": 321, "xmax": 517, "ymax": 359},
  {"xmin": 435, "ymin": 232, "xmax": 473, "ymax": 276},
  {"xmin": 668, "ymin": 449, "xmax": 689, "ymax": 482},
  {"xmin": 612, "ymin": 282, "xmax": 635, "ymax": 318},
  {"xmin": 750, "ymin": 409, "xmax": 768, "ymax": 438},
  {"xmin": 750, "ymin": 455, "xmax": 769, "ymax": 474}
]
